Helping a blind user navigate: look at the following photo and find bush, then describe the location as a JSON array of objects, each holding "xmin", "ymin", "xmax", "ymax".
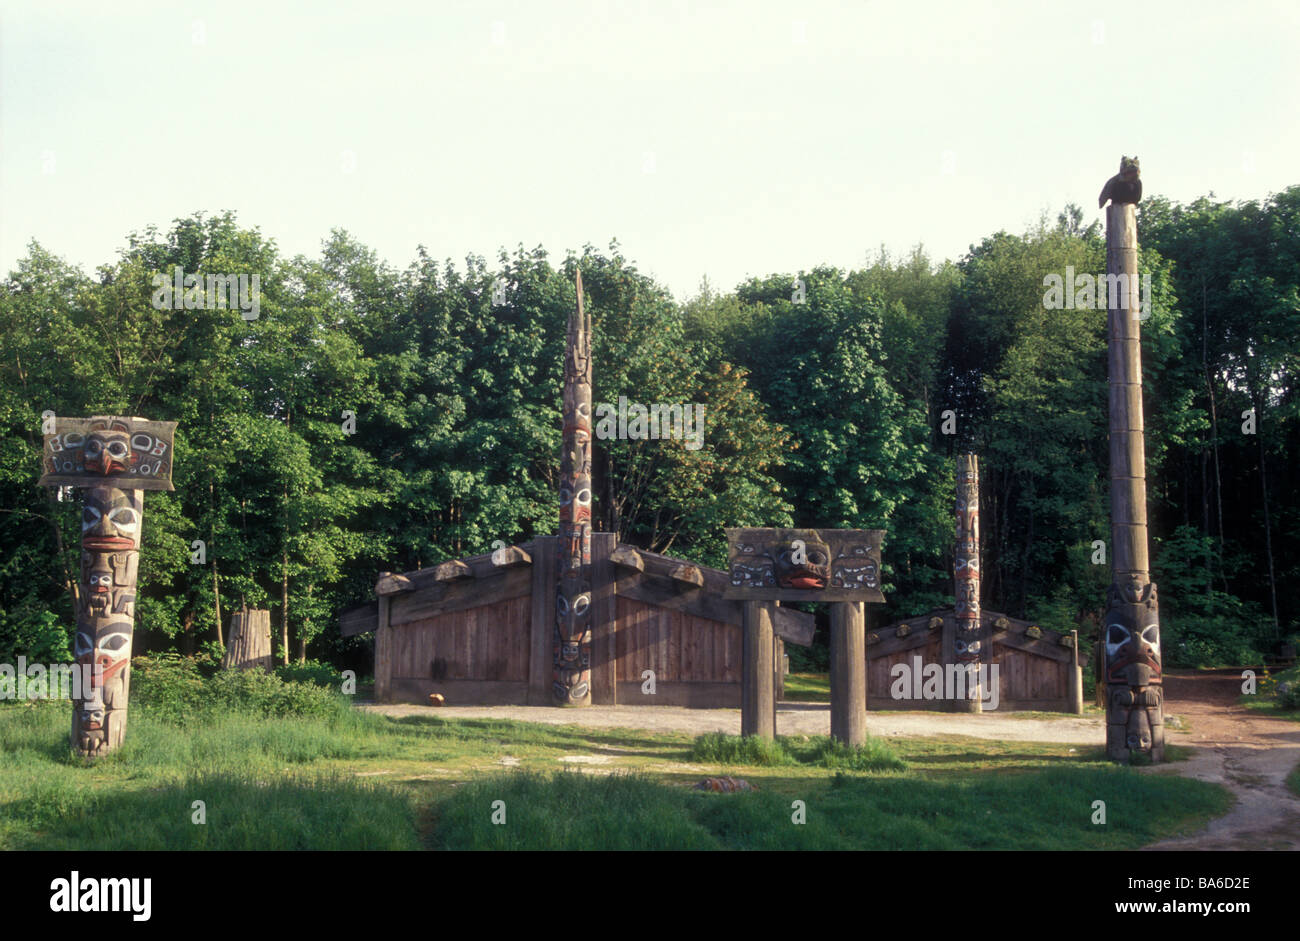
[
  {"xmin": 132, "ymin": 654, "xmax": 348, "ymax": 724},
  {"xmin": 275, "ymin": 660, "xmax": 343, "ymax": 690}
]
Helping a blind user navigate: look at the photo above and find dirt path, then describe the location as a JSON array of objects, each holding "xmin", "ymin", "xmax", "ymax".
[
  {"xmin": 1142, "ymin": 670, "xmax": 1300, "ymax": 851},
  {"xmin": 361, "ymin": 701, "xmax": 1104, "ymax": 744}
]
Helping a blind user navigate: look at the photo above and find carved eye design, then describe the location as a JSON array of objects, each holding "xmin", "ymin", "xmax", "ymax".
[
  {"xmin": 1141, "ymin": 625, "xmax": 1159, "ymax": 645},
  {"xmin": 105, "ymin": 440, "xmax": 129, "ymax": 461},
  {"xmin": 573, "ymin": 594, "xmax": 590, "ymax": 616},
  {"xmin": 558, "ymin": 486, "xmax": 573, "ymax": 505},
  {"xmin": 808, "ymin": 551, "xmax": 826, "ymax": 565},
  {"xmin": 82, "ymin": 506, "xmax": 102, "ymax": 531},
  {"xmin": 575, "ymin": 488, "xmax": 591, "ymax": 507},
  {"xmin": 1107, "ymin": 624, "xmax": 1130, "ymax": 647},
  {"xmin": 107, "ymin": 507, "xmax": 139, "ymax": 534},
  {"xmin": 84, "ymin": 439, "xmax": 103, "ymax": 458},
  {"xmin": 74, "ymin": 633, "xmax": 93, "ymax": 657},
  {"xmin": 98, "ymin": 632, "xmax": 130, "ymax": 654},
  {"xmin": 557, "ymin": 596, "xmax": 569, "ymax": 617}
]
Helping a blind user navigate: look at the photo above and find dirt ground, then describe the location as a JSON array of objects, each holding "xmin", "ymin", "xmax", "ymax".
[
  {"xmin": 362, "ymin": 669, "xmax": 1300, "ymax": 850},
  {"xmin": 1141, "ymin": 671, "xmax": 1300, "ymax": 851},
  {"xmin": 362, "ymin": 700, "xmax": 1106, "ymax": 743}
]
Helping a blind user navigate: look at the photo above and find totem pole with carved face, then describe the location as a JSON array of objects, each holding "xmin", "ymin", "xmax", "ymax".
[
  {"xmin": 40, "ymin": 415, "xmax": 176, "ymax": 757},
  {"xmin": 952, "ymin": 453, "xmax": 985, "ymax": 670},
  {"xmin": 554, "ymin": 272, "xmax": 593, "ymax": 705},
  {"xmin": 1103, "ymin": 179, "xmax": 1163, "ymax": 762}
]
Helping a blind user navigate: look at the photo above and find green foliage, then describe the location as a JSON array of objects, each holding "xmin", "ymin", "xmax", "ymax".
[
  {"xmin": 275, "ymin": 659, "xmax": 344, "ymax": 689},
  {"xmin": 690, "ymin": 732, "xmax": 795, "ymax": 766},
  {"xmin": 689, "ymin": 732, "xmax": 905, "ymax": 772},
  {"xmin": 132, "ymin": 654, "xmax": 348, "ymax": 724}
]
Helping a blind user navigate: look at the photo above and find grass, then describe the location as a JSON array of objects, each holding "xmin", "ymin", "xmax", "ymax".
[
  {"xmin": 0, "ymin": 698, "xmax": 1232, "ymax": 851},
  {"xmin": 1288, "ymin": 762, "xmax": 1300, "ymax": 799},
  {"xmin": 782, "ymin": 673, "xmax": 830, "ymax": 702}
]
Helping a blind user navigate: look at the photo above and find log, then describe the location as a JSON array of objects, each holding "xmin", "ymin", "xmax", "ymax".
[
  {"xmin": 611, "ymin": 546, "xmax": 645, "ymax": 572},
  {"xmin": 830, "ymin": 602, "xmax": 867, "ymax": 745},
  {"xmin": 223, "ymin": 607, "xmax": 273, "ymax": 672},
  {"xmin": 741, "ymin": 601, "xmax": 775, "ymax": 739}
]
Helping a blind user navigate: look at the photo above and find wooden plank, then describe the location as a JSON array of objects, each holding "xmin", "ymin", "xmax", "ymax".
[
  {"xmin": 376, "ymin": 595, "xmax": 392, "ymax": 701},
  {"xmin": 390, "ymin": 565, "xmax": 532, "ymax": 625},
  {"xmin": 591, "ymin": 532, "xmax": 618, "ymax": 705},
  {"xmin": 616, "ymin": 574, "xmax": 743, "ymax": 625},
  {"xmin": 528, "ymin": 536, "xmax": 556, "ymax": 704},
  {"xmin": 339, "ymin": 601, "xmax": 379, "ymax": 637},
  {"xmin": 771, "ymin": 603, "xmax": 815, "ymax": 647}
]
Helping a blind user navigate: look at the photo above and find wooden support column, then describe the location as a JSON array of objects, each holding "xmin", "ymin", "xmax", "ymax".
[
  {"xmin": 590, "ymin": 532, "xmax": 618, "ymax": 705},
  {"xmin": 830, "ymin": 601, "xmax": 866, "ymax": 745},
  {"xmin": 527, "ymin": 536, "xmax": 557, "ymax": 705},
  {"xmin": 741, "ymin": 601, "xmax": 774, "ymax": 739},
  {"xmin": 375, "ymin": 594, "xmax": 392, "ymax": 702},
  {"xmin": 1068, "ymin": 629, "xmax": 1084, "ymax": 714}
]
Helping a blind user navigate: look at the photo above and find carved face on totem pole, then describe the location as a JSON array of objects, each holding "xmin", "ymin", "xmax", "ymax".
[
  {"xmin": 723, "ymin": 528, "xmax": 885, "ymax": 603},
  {"xmin": 1103, "ymin": 580, "xmax": 1163, "ymax": 758},
  {"xmin": 39, "ymin": 415, "xmax": 175, "ymax": 758}
]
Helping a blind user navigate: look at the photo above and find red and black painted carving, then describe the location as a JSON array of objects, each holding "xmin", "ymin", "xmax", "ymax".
[
  {"xmin": 554, "ymin": 273, "xmax": 593, "ymax": 705},
  {"xmin": 39, "ymin": 415, "xmax": 175, "ymax": 757}
]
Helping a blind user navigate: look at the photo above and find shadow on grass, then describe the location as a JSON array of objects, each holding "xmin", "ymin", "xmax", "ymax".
[
  {"xmin": 5, "ymin": 772, "xmax": 419, "ymax": 851},
  {"xmin": 426, "ymin": 765, "xmax": 1232, "ymax": 851}
]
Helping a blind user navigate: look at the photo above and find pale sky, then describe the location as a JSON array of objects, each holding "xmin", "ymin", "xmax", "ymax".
[{"xmin": 2, "ymin": 0, "xmax": 1297, "ymax": 301}]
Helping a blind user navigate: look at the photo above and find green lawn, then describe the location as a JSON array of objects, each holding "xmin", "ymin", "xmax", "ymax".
[
  {"xmin": 782, "ymin": 672, "xmax": 830, "ymax": 702},
  {"xmin": 0, "ymin": 699, "xmax": 1230, "ymax": 851}
]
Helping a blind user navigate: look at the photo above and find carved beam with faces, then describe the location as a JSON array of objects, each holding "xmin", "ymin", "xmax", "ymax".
[
  {"xmin": 40, "ymin": 415, "xmax": 177, "ymax": 491},
  {"xmin": 723, "ymin": 527, "xmax": 885, "ymax": 603}
]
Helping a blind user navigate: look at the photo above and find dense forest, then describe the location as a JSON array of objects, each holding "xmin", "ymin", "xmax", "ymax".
[{"xmin": 2, "ymin": 188, "xmax": 1296, "ymax": 674}]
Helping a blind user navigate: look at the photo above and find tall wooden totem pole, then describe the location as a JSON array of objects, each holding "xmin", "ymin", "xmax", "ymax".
[
  {"xmin": 1101, "ymin": 160, "xmax": 1164, "ymax": 763},
  {"xmin": 950, "ymin": 453, "xmax": 988, "ymax": 712},
  {"xmin": 39, "ymin": 415, "xmax": 176, "ymax": 757},
  {"xmin": 554, "ymin": 271, "xmax": 593, "ymax": 705}
]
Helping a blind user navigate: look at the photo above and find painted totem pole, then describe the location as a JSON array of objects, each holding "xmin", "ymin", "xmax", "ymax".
[
  {"xmin": 951, "ymin": 453, "xmax": 988, "ymax": 711},
  {"xmin": 1101, "ymin": 170, "xmax": 1163, "ymax": 762},
  {"xmin": 39, "ymin": 415, "xmax": 176, "ymax": 757},
  {"xmin": 554, "ymin": 271, "xmax": 593, "ymax": 705}
]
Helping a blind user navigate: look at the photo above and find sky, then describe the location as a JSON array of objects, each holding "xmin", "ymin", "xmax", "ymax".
[{"xmin": 2, "ymin": 0, "xmax": 1297, "ymax": 301}]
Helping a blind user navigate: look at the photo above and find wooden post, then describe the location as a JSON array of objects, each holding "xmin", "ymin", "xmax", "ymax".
[
  {"xmin": 527, "ymin": 536, "xmax": 556, "ymax": 705},
  {"xmin": 375, "ymin": 594, "xmax": 392, "ymax": 702},
  {"xmin": 222, "ymin": 608, "xmax": 273, "ymax": 672},
  {"xmin": 741, "ymin": 601, "xmax": 774, "ymax": 739},
  {"xmin": 1103, "ymin": 197, "xmax": 1164, "ymax": 762},
  {"xmin": 830, "ymin": 601, "xmax": 866, "ymax": 745},
  {"xmin": 1068, "ymin": 629, "xmax": 1083, "ymax": 714}
]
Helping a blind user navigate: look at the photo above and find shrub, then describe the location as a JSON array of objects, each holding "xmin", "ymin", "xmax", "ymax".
[
  {"xmin": 275, "ymin": 660, "xmax": 343, "ymax": 690},
  {"xmin": 132, "ymin": 654, "xmax": 348, "ymax": 724}
]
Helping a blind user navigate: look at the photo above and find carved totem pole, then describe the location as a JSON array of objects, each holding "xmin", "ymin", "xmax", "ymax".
[
  {"xmin": 554, "ymin": 271, "xmax": 593, "ymax": 705},
  {"xmin": 1101, "ymin": 169, "xmax": 1163, "ymax": 762},
  {"xmin": 950, "ymin": 453, "xmax": 989, "ymax": 711},
  {"xmin": 39, "ymin": 415, "xmax": 176, "ymax": 757}
]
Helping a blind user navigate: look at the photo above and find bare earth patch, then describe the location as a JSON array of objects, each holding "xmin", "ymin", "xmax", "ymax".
[
  {"xmin": 361, "ymin": 701, "xmax": 1102, "ymax": 743},
  {"xmin": 1142, "ymin": 671, "xmax": 1300, "ymax": 851}
]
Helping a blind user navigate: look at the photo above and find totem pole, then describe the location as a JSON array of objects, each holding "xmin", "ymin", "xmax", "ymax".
[
  {"xmin": 1100, "ymin": 163, "xmax": 1163, "ymax": 763},
  {"xmin": 950, "ymin": 453, "xmax": 988, "ymax": 712},
  {"xmin": 554, "ymin": 271, "xmax": 593, "ymax": 705},
  {"xmin": 39, "ymin": 415, "xmax": 176, "ymax": 757}
]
